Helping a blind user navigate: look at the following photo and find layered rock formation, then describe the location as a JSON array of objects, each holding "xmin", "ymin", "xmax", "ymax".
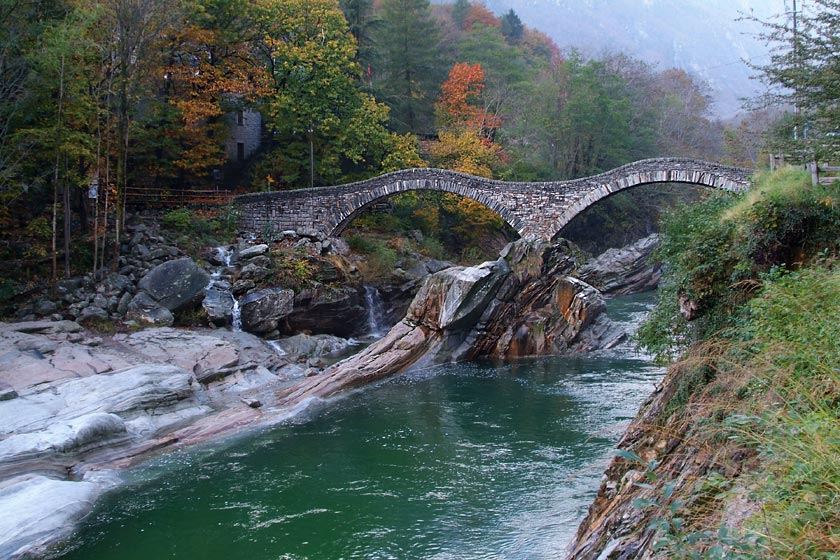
[{"xmin": 278, "ymin": 238, "xmax": 626, "ymax": 404}]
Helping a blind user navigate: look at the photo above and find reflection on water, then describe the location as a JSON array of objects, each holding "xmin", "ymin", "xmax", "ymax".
[{"xmin": 53, "ymin": 293, "xmax": 662, "ymax": 560}]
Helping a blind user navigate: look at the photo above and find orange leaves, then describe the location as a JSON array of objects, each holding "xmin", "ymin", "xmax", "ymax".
[
  {"xmin": 463, "ymin": 3, "xmax": 499, "ymax": 30},
  {"xmin": 435, "ymin": 62, "xmax": 501, "ymax": 134}
]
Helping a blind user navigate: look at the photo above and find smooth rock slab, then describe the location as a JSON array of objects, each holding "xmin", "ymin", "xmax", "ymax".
[
  {"xmin": 0, "ymin": 474, "xmax": 106, "ymax": 558},
  {"xmin": 0, "ymin": 364, "xmax": 194, "ymax": 437}
]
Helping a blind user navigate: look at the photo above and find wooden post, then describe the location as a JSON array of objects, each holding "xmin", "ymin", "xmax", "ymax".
[
  {"xmin": 809, "ymin": 161, "xmax": 819, "ymax": 186},
  {"xmin": 770, "ymin": 154, "xmax": 776, "ymax": 172}
]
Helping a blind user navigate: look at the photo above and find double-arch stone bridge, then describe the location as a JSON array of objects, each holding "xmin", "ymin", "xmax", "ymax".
[{"xmin": 234, "ymin": 158, "xmax": 753, "ymax": 241}]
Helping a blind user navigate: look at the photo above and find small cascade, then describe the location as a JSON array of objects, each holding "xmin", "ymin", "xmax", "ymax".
[
  {"xmin": 265, "ymin": 339, "xmax": 286, "ymax": 357},
  {"xmin": 364, "ymin": 285, "xmax": 388, "ymax": 337},
  {"xmin": 206, "ymin": 245, "xmax": 241, "ymax": 332},
  {"xmin": 231, "ymin": 296, "xmax": 242, "ymax": 332}
]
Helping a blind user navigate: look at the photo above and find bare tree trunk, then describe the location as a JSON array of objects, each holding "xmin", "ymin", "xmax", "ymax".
[
  {"xmin": 51, "ymin": 54, "xmax": 66, "ymax": 284},
  {"xmin": 63, "ymin": 157, "xmax": 71, "ymax": 278}
]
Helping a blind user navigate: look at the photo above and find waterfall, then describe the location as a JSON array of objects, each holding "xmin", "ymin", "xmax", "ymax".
[
  {"xmin": 364, "ymin": 286, "xmax": 387, "ymax": 337},
  {"xmin": 231, "ymin": 296, "xmax": 242, "ymax": 332}
]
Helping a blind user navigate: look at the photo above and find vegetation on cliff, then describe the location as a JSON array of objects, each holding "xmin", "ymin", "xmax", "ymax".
[{"xmin": 569, "ymin": 170, "xmax": 840, "ymax": 559}]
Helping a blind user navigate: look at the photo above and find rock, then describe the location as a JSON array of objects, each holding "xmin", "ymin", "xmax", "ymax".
[
  {"xmin": 105, "ymin": 273, "xmax": 133, "ymax": 294},
  {"xmin": 116, "ymin": 292, "xmax": 132, "ymax": 316},
  {"xmin": 137, "ymin": 257, "xmax": 209, "ymax": 312},
  {"xmin": 202, "ymin": 289, "xmax": 234, "ymax": 327},
  {"xmin": 272, "ymin": 334, "xmax": 352, "ymax": 364},
  {"xmin": 0, "ymin": 320, "xmax": 82, "ymax": 335},
  {"xmin": 406, "ymin": 259, "xmax": 509, "ymax": 331},
  {"xmin": 146, "ymin": 246, "xmax": 179, "ymax": 260},
  {"xmin": 0, "ymin": 382, "xmax": 17, "ymax": 402},
  {"xmin": 0, "ymin": 475, "xmax": 106, "ymax": 558},
  {"xmin": 0, "ymin": 364, "xmax": 195, "ymax": 438},
  {"xmin": 125, "ymin": 292, "xmax": 174, "ymax": 327},
  {"xmin": 245, "ymin": 255, "xmax": 272, "ymax": 269},
  {"xmin": 231, "ymin": 279, "xmax": 256, "ymax": 296},
  {"xmin": 92, "ymin": 294, "xmax": 109, "ymax": 310},
  {"xmin": 33, "ymin": 300, "xmax": 58, "ymax": 316},
  {"xmin": 123, "ymin": 328, "xmax": 240, "ymax": 378},
  {"xmin": 284, "ymin": 286, "xmax": 366, "ymax": 338},
  {"xmin": 237, "ymin": 244, "xmax": 269, "ymax": 260},
  {"xmin": 237, "ymin": 263, "xmax": 271, "ymax": 282},
  {"xmin": 77, "ymin": 306, "xmax": 109, "ymax": 324},
  {"xmin": 239, "ymin": 288, "xmax": 294, "ymax": 334},
  {"xmin": 577, "ymin": 234, "xmax": 662, "ymax": 296}
]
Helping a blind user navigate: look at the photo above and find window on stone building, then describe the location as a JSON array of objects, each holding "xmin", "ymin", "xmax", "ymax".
[
  {"xmin": 237, "ymin": 142, "xmax": 245, "ymax": 162},
  {"xmin": 237, "ymin": 111, "xmax": 244, "ymax": 126}
]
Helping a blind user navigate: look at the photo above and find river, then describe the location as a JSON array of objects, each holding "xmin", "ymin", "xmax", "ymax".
[{"xmin": 50, "ymin": 293, "xmax": 662, "ymax": 560}]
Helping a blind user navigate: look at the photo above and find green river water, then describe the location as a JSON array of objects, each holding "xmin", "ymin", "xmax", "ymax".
[{"xmin": 52, "ymin": 293, "xmax": 662, "ymax": 560}]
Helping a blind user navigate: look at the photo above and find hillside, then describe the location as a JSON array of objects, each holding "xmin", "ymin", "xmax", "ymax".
[{"xmin": 469, "ymin": 0, "xmax": 781, "ymax": 117}]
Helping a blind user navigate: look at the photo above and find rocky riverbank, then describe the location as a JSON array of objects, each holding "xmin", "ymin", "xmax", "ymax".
[{"xmin": 0, "ymin": 230, "xmax": 661, "ymax": 558}]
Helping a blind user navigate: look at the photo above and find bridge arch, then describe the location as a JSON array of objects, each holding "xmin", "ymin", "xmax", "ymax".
[
  {"xmin": 234, "ymin": 159, "xmax": 753, "ymax": 241},
  {"xmin": 328, "ymin": 177, "xmax": 521, "ymax": 237},
  {"xmin": 549, "ymin": 164, "xmax": 751, "ymax": 239}
]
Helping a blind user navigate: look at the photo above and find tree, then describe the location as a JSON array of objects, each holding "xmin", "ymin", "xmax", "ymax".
[
  {"xmin": 463, "ymin": 2, "xmax": 498, "ymax": 30},
  {"xmin": 255, "ymin": 0, "xmax": 419, "ymax": 186},
  {"xmin": 450, "ymin": 0, "xmax": 470, "ymax": 30},
  {"xmin": 17, "ymin": 7, "xmax": 100, "ymax": 279},
  {"xmin": 157, "ymin": 0, "xmax": 267, "ymax": 185},
  {"xmin": 499, "ymin": 9, "xmax": 524, "ymax": 44},
  {"xmin": 339, "ymin": 0, "xmax": 378, "ymax": 77},
  {"xmin": 749, "ymin": 0, "xmax": 840, "ymax": 160},
  {"xmin": 377, "ymin": 0, "xmax": 443, "ymax": 134}
]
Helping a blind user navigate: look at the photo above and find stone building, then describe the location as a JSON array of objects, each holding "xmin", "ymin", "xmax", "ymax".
[{"xmin": 225, "ymin": 109, "xmax": 262, "ymax": 164}]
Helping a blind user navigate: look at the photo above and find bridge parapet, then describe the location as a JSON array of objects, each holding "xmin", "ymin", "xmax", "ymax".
[{"xmin": 235, "ymin": 158, "xmax": 753, "ymax": 241}]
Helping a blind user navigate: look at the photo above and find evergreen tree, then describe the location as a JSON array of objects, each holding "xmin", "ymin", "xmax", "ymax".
[
  {"xmin": 451, "ymin": 0, "xmax": 471, "ymax": 29},
  {"xmin": 750, "ymin": 0, "xmax": 840, "ymax": 160},
  {"xmin": 499, "ymin": 9, "xmax": 523, "ymax": 44},
  {"xmin": 377, "ymin": 0, "xmax": 443, "ymax": 134},
  {"xmin": 339, "ymin": 0, "xmax": 378, "ymax": 79}
]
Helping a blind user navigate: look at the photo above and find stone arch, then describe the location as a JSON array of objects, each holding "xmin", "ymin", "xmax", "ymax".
[
  {"xmin": 327, "ymin": 177, "xmax": 523, "ymax": 238},
  {"xmin": 546, "ymin": 165, "xmax": 751, "ymax": 241}
]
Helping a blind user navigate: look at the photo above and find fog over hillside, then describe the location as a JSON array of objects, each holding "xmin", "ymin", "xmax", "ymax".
[{"xmin": 450, "ymin": 0, "xmax": 787, "ymax": 118}]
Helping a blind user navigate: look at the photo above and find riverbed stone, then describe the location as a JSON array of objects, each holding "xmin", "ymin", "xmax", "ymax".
[
  {"xmin": 237, "ymin": 244, "xmax": 269, "ymax": 260},
  {"xmin": 202, "ymin": 288, "xmax": 234, "ymax": 326},
  {"xmin": 125, "ymin": 292, "xmax": 174, "ymax": 327},
  {"xmin": 239, "ymin": 288, "xmax": 294, "ymax": 334},
  {"xmin": 137, "ymin": 257, "xmax": 209, "ymax": 312}
]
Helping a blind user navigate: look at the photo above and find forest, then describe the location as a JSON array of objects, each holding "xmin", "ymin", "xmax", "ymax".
[{"xmin": 0, "ymin": 0, "xmax": 808, "ymax": 298}]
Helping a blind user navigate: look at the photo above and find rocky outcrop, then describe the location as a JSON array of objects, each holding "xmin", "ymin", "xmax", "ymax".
[
  {"xmin": 277, "ymin": 238, "xmax": 626, "ymax": 404},
  {"xmin": 283, "ymin": 286, "xmax": 367, "ymax": 338},
  {"xmin": 577, "ymin": 234, "xmax": 661, "ymax": 296}
]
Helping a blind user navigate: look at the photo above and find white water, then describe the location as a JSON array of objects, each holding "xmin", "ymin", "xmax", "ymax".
[
  {"xmin": 207, "ymin": 246, "xmax": 241, "ymax": 332},
  {"xmin": 363, "ymin": 286, "xmax": 388, "ymax": 337}
]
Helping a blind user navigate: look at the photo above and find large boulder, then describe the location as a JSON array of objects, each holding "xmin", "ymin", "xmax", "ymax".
[
  {"xmin": 239, "ymin": 288, "xmax": 294, "ymax": 334},
  {"xmin": 283, "ymin": 286, "xmax": 366, "ymax": 338},
  {"xmin": 125, "ymin": 292, "xmax": 174, "ymax": 327},
  {"xmin": 576, "ymin": 234, "xmax": 662, "ymax": 296},
  {"xmin": 406, "ymin": 259, "xmax": 509, "ymax": 331},
  {"xmin": 202, "ymin": 288, "xmax": 234, "ymax": 326},
  {"xmin": 137, "ymin": 257, "xmax": 209, "ymax": 312}
]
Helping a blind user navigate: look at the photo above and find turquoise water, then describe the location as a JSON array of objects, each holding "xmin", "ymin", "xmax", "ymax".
[{"xmin": 53, "ymin": 294, "xmax": 661, "ymax": 560}]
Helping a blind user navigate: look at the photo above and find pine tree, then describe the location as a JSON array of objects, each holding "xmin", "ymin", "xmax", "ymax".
[{"xmin": 377, "ymin": 0, "xmax": 443, "ymax": 134}]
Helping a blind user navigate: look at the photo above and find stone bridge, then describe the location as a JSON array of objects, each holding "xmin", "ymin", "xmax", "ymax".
[{"xmin": 234, "ymin": 158, "xmax": 753, "ymax": 241}]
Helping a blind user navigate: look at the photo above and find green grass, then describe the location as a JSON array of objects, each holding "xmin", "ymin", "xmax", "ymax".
[{"xmin": 630, "ymin": 169, "xmax": 840, "ymax": 558}]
